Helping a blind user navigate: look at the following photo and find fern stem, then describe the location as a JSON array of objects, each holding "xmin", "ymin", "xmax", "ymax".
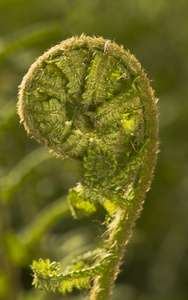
[
  {"xmin": 90, "ymin": 78, "xmax": 158, "ymax": 299},
  {"xmin": 89, "ymin": 211, "xmax": 125, "ymax": 299}
]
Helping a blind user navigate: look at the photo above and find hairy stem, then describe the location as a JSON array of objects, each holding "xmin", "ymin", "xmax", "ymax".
[
  {"xmin": 91, "ymin": 149, "xmax": 157, "ymax": 299},
  {"xmin": 90, "ymin": 70, "xmax": 158, "ymax": 298}
]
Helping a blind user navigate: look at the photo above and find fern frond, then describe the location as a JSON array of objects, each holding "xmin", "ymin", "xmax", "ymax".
[
  {"xmin": 31, "ymin": 258, "xmax": 107, "ymax": 295},
  {"xmin": 18, "ymin": 35, "xmax": 158, "ymax": 299}
]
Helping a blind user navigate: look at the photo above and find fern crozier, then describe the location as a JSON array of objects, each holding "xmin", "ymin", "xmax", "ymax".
[{"xmin": 18, "ymin": 34, "xmax": 158, "ymax": 300}]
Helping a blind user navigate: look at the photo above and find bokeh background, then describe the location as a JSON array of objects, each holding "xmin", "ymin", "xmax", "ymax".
[{"xmin": 0, "ymin": 0, "xmax": 188, "ymax": 300}]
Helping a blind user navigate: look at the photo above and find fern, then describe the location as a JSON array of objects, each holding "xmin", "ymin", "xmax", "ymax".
[
  {"xmin": 31, "ymin": 253, "xmax": 117, "ymax": 295},
  {"xmin": 17, "ymin": 35, "xmax": 158, "ymax": 299}
]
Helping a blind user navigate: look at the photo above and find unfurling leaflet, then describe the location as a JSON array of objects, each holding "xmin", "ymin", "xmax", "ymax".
[{"xmin": 18, "ymin": 35, "xmax": 158, "ymax": 300}]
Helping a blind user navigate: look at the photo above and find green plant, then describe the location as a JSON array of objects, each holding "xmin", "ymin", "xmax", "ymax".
[{"xmin": 18, "ymin": 35, "xmax": 158, "ymax": 300}]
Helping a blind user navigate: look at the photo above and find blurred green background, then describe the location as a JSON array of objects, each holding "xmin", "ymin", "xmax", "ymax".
[{"xmin": 0, "ymin": 0, "xmax": 188, "ymax": 300}]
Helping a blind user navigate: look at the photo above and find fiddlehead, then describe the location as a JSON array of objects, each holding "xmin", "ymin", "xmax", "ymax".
[{"xmin": 18, "ymin": 35, "xmax": 158, "ymax": 299}]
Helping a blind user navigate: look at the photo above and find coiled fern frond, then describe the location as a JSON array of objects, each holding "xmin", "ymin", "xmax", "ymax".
[{"xmin": 18, "ymin": 35, "xmax": 158, "ymax": 299}]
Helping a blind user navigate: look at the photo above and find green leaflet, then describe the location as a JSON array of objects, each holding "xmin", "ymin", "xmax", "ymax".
[
  {"xmin": 31, "ymin": 253, "xmax": 118, "ymax": 295},
  {"xmin": 67, "ymin": 187, "xmax": 97, "ymax": 219}
]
